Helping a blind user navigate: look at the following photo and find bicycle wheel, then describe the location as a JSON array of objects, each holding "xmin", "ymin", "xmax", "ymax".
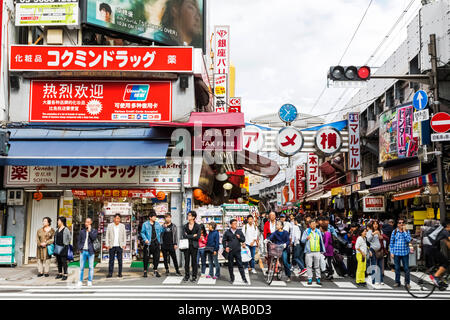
[
  {"xmin": 276, "ymin": 259, "xmax": 283, "ymax": 281},
  {"xmin": 406, "ymin": 272, "xmax": 436, "ymax": 299},
  {"xmin": 265, "ymin": 258, "xmax": 276, "ymax": 285}
]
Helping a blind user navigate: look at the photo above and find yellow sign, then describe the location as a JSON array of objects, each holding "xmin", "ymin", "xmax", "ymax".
[{"xmin": 331, "ymin": 187, "xmax": 343, "ymax": 196}]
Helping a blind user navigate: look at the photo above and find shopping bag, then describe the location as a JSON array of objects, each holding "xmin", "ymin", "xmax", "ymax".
[
  {"xmin": 179, "ymin": 239, "xmax": 189, "ymax": 250},
  {"xmin": 47, "ymin": 243, "xmax": 55, "ymax": 256},
  {"xmin": 320, "ymin": 254, "xmax": 327, "ymax": 272},
  {"xmin": 67, "ymin": 245, "xmax": 74, "ymax": 261},
  {"xmin": 241, "ymin": 246, "xmax": 252, "ymax": 263}
]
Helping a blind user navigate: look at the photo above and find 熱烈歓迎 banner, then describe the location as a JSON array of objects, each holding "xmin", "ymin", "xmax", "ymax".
[
  {"xmin": 9, "ymin": 45, "xmax": 193, "ymax": 73},
  {"xmin": 29, "ymin": 80, "xmax": 172, "ymax": 123}
]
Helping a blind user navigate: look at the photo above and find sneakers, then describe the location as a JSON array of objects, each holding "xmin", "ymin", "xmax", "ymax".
[
  {"xmin": 286, "ymin": 277, "xmax": 291, "ymax": 282},
  {"xmin": 213, "ymin": 276, "xmax": 218, "ymax": 280},
  {"xmin": 154, "ymin": 271, "xmax": 161, "ymax": 278},
  {"xmin": 429, "ymin": 275, "xmax": 440, "ymax": 287},
  {"xmin": 316, "ymin": 278, "xmax": 322, "ymax": 285},
  {"xmin": 183, "ymin": 276, "xmax": 189, "ymax": 282},
  {"xmin": 251, "ymin": 269, "xmax": 257, "ymax": 274},
  {"xmin": 299, "ymin": 268, "xmax": 308, "ymax": 276},
  {"xmin": 118, "ymin": 274, "xmax": 123, "ymax": 278},
  {"xmin": 55, "ymin": 274, "xmax": 62, "ymax": 279},
  {"xmin": 61, "ymin": 275, "xmax": 67, "ymax": 281},
  {"xmin": 393, "ymin": 283, "xmax": 401, "ymax": 288},
  {"xmin": 307, "ymin": 279, "xmax": 313, "ymax": 285},
  {"xmin": 76, "ymin": 281, "xmax": 83, "ymax": 288},
  {"xmin": 191, "ymin": 277, "xmax": 197, "ymax": 283},
  {"xmin": 143, "ymin": 272, "xmax": 148, "ymax": 278},
  {"xmin": 405, "ymin": 284, "xmax": 411, "ymax": 290},
  {"xmin": 206, "ymin": 275, "xmax": 211, "ymax": 279},
  {"xmin": 243, "ymin": 279, "xmax": 248, "ymax": 284},
  {"xmin": 87, "ymin": 281, "xmax": 93, "ymax": 287}
]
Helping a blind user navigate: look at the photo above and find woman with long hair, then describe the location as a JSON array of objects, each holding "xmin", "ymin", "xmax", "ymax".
[{"xmin": 367, "ymin": 220, "xmax": 386, "ymax": 288}]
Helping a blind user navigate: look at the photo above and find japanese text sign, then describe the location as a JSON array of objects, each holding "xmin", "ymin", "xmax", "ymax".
[
  {"xmin": 15, "ymin": 2, "xmax": 79, "ymax": 26},
  {"xmin": 397, "ymin": 105, "xmax": 414, "ymax": 158},
  {"xmin": 229, "ymin": 97, "xmax": 241, "ymax": 113},
  {"xmin": 314, "ymin": 127, "xmax": 342, "ymax": 156},
  {"xmin": 10, "ymin": 45, "xmax": 193, "ymax": 72},
  {"xmin": 363, "ymin": 196, "xmax": 385, "ymax": 212},
  {"xmin": 307, "ymin": 153, "xmax": 319, "ymax": 192},
  {"xmin": 348, "ymin": 113, "xmax": 360, "ymax": 170},
  {"xmin": 276, "ymin": 127, "xmax": 304, "ymax": 156},
  {"xmin": 243, "ymin": 126, "xmax": 264, "ymax": 153},
  {"xmin": 296, "ymin": 164, "xmax": 305, "ymax": 199},
  {"xmin": 213, "ymin": 74, "xmax": 228, "ymax": 113},
  {"xmin": 193, "ymin": 128, "xmax": 242, "ymax": 151},
  {"xmin": 214, "ymin": 25, "xmax": 230, "ymax": 74},
  {"xmin": 29, "ymin": 80, "xmax": 172, "ymax": 123}
]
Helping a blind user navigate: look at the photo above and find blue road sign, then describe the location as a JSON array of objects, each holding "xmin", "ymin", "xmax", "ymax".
[{"xmin": 413, "ymin": 90, "xmax": 428, "ymax": 111}]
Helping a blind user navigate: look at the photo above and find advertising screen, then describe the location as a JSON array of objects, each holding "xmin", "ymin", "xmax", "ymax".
[{"xmin": 83, "ymin": 0, "xmax": 205, "ymax": 49}]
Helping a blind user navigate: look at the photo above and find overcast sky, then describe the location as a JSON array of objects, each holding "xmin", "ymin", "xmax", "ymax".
[{"xmin": 209, "ymin": 0, "xmax": 422, "ymax": 121}]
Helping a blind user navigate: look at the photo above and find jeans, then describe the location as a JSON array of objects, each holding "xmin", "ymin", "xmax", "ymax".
[
  {"xmin": 79, "ymin": 250, "xmax": 95, "ymax": 282},
  {"xmin": 162, "ymin": 246, "xmax": 179, "ymax": 272},
  {"xmin": 394, "ymin": 254, "xmax": 410, "ymax": 285},
  {"xmin": 368, "ymin": 248, "xmax": 384, "ymax": 284},
  {"xmin": 207, "ymin": 252, "xmax": 220, "ymax": 277},
  {"xmin": 243, "ymin": 245, "xmax": 256, "ymax": 269},
  {"xmin": 197, "ymin": 248, "xmax": 207, "ymax": 274},
  {"xmin": 108, "ymin": 247, "xmax": 123, "ymax": 275},
  {"xmin": 282, "ymin": 249, "xmax": 291, "ymax": 277},
  {"xmin": 144, "ymin": 243, "xmax": 160, "ymax": 272},
  {"xmin": 292, "ymin": 244, "xmax": 305, "ymax": 269}
]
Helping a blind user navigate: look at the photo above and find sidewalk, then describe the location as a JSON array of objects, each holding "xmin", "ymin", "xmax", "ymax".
[{"xmin": 0, "ymin": 261, "xmax": 149, "ymax": 286}]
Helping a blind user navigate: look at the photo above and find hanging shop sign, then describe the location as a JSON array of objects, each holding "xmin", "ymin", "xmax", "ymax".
[
  {"xmin": 362, "ymin": 196, "xmax": 385, "ymax": 213},
  {"xmin": 229, "ymin": 97, "xmax": 241, "ymax": 113},
  {"xmin": 5, "ymin": 164, "xmax": 191, "ymax": 188},
  {"xmin": 10, "ymin": 45, "xmax": 193, "ymax": 73},
  {"xmin": 83, "ymin": 0, "xmax": 205, "ymax": 50},
  {"xmin": 314, "ymin": 127, "xmax": 342, "ymax": 156},
  {"xmin": 243, "ymin": 126, "xmax": 264, "ymax": 153},
  {"xmin": 214, "ymin": 25, "xmax": 230, "ymax": 74},
  {"xmin": 307, "ymin": 153, "xmax": 319, "ymax": 192},
  {"xmin": 348, "ymin": 113, "xmax": 360, "ymax": 170},
  {"xmin": 29, "ymin": 80, "xmax": 172, "ymax": 123},
  {"xmin": 193, "ymin": 128, "xmax": 242, "ymax": 151},
  {"xmin": 276, "ymin": 127, "xmax": 304, "ymax": 156},
  {"xmin": 15, "ymin": 1, "xmax": 79, "ymax": 26},
  {"xmin": 213, "ymin": 74, "xmax": 228, "ymax": 113},
  {"xmin": 397, "ymin": 104, "xmax": 417, "ymax": 158},
  {"xmin": 296, "ymin": 164, "xmax": 306, "ymax": 199}
]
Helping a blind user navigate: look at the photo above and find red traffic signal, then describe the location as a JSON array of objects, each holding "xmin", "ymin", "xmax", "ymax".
[{"xmin": 329, "ymin": 66, "xmax": 371, "ymax": 81}]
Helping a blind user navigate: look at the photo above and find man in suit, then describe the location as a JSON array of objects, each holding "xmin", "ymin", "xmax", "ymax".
[
  {"xmin": 222, "ymin": 219, "xmax": 248, "ymax": 284},
  {"xmin": 105, "ymin": 213, "xmax": 127, "ymax": 278}
]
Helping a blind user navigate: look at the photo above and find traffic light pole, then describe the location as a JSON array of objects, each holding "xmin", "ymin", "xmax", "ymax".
[{"xmin": 429, "ymin": 34, "xmax": 447, "ymax": 224}]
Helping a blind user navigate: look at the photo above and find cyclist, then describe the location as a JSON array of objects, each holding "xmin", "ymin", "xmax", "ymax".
[
  {"xmin": 265, "ymin": 220, "xmax": 292, "ymax": 281},
  {"xmin": 424, "ymin": 222, "xmax": 450, "ymax": 289}
]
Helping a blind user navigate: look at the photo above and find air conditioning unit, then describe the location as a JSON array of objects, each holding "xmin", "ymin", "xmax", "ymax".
[{"xmin": 7, "ymin": 189, "xmax": 24, "ymax": 206}]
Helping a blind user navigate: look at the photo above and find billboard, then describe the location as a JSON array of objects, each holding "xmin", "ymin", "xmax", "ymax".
[
  {"xmin": 83, "ymin": 0, "xmax": 205, "ymax": 50},
  {"xmin": 29, "ymin": 80, "xmax": 172, "ymax": 123},
  {"xmin": 15, "ymin": 1, "xmax": 79, "ymax": 26},
  {"xmin": 379, "ymin": 108, "xmax": 398, "ymax": 163}
]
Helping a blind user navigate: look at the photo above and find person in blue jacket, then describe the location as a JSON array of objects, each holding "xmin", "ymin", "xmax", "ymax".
[
  {"xmin": 205, "ymin": 222, "xmax": 221, "ymax": 279},
  {"xmin": 266, "ymin": 221, "xmax": 292, "ymax": 281},
  {"xmin": 141, "ymin": 210, "xmax": 165, "ymax": 278}
]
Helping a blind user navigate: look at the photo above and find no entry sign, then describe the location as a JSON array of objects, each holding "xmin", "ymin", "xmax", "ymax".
[{"xmin": 431, "ymin": 112, "xmax": 450, "ymax": 133}]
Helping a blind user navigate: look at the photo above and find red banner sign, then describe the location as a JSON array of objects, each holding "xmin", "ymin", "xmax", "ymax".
[
  {"xmin": 296, "ymin": 164, "xmax": 305, "ymax": 199},
  {"xmin": 307, "ymin": 153, "xmax": 319, "ymax": 192},
  {"xmin": 229, "ymin": 97, "xmax": 242, "ymax": 113},
  {"xmin": 72, "ymin": 189, "xmax": 157, "ymax": 198},
  {"xmin": 29, "ymin": 80, "xmax": 172, "ymax": 123},
  {"xmin": 10, "ymin": 45, "xmax": 193, "ymax": 72}
]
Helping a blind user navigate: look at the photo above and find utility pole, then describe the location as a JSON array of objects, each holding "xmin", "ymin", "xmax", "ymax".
[{"xmin": 429, "ymin": 34, "xmax": 447, "ymax": 224}]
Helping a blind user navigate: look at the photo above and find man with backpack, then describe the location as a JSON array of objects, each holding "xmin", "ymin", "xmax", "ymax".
[
  {"xmin": 423, "ymin": 222, "xmax": 450, "ymax": 289},
  {"xmin": 389, "ymin": 218, "xmax": 412, "ymax": 289}
]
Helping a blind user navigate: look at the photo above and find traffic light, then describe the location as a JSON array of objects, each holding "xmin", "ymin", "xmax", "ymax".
[
  {"xmin": 0, "ymin": 131, "xmax": 11, "ymax": 156},
  {"xmin": 329, "ymin": 66, "xmax": 371, "ymax": 81}
]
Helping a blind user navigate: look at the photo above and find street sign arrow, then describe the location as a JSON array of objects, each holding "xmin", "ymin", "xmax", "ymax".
[
  {"xmin": 431, "ymin": 112, "xmax": 450, "ymax": 133},
  {"xmin": 413, "ymin": 90, "xmax": 428, "ymax": 111}
]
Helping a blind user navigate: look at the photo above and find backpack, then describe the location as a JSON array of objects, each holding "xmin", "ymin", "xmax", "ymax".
[{"xmin": 422, "ymin": 225, "xmax": 445, "ymax": 248}]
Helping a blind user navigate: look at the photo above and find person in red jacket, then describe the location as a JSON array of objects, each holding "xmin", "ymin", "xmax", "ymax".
[{"xmin": 264, "ymin": 212, "xmax": 277, "ymax": 240}]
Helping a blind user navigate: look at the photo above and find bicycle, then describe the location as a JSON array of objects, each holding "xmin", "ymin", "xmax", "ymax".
[
  {"xmin": 405, "ymin": 266, "xmax": 449, "ymax": 299},
  {"xmin": 265, "ymin": 241, "xmax": 285, "ymax": 285}
]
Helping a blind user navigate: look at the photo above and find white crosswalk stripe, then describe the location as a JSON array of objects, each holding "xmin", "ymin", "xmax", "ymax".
[
  {"xmin": 384, "ymin": 271, "xmax": 420, "ymax": 290},
  {"xmin": 269, "ymin": 281, "xmax": 287, "ymax": 286},
  {"xmin": 163, "ymin": 276, "xmax": 183, "ymax": 285},
  {"xmin": 197, "ymin": 277, "xmax": 216, "ymax": 285},
  {"xmin": 232, "ymin": 269, "xmax": 250, "ymax": 285},
  {"xmin": 334, "ymin": 282, "xmax": 357, "ymax": 289}
]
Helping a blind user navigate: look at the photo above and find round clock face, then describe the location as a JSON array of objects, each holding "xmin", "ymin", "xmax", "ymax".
[{"xmin": 279, "ymin": 104, "xmax": 298, "ymax": 123}]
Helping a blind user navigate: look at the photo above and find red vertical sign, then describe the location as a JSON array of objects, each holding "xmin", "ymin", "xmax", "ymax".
[
  {"xmin": 307, "ymin": 153, "xmax": 319, "ymax": 192},
  {"xmin": 296, "ymin": 164, "xmax": 305, "ymax": 199}
]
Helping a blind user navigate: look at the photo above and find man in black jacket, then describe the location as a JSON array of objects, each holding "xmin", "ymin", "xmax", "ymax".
[
  {"xmin": 161, "ymin": 213, "xmax": 181, "ymax": 276},
  {"xmin": 222, "ymin": 219, "xmax": 248, "ymax": 284}
]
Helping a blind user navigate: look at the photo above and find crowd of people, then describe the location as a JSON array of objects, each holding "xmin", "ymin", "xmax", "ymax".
[{"xmin": 34, "ymin": 208, "xmax": 449, "ymax": 288}]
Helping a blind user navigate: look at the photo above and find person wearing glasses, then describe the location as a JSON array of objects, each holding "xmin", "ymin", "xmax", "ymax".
[{"xmin": 389, "ymin": 219, "xmax": 412, "ymax": 289}]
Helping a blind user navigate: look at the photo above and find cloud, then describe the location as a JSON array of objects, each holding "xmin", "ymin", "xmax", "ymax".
[{"xmin": 209, "ymin": 0, "xmax": 421, "ymax": 121}]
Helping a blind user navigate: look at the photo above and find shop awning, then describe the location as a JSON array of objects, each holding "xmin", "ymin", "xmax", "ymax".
[
  {"xmin": 305, "ymin": 194, "xmax": 322, "ymax": 202},
  {"xmin": 392, "ymin": 189, "xmax": 422, "ymax": 201},
  {"xmin": 369, "ymin": 173, "xmax": 438, "ymax": 194},
  {"xmin": 320, "ymin": 191, "xmax": 332, "ymax": 199},
  {"xmin": 0, "ymin": 139, "xmax": 170, "ymax": 166}
]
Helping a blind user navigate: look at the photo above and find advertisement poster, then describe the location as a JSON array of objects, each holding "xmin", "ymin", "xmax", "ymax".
[
  {"xmin": 379, "ymin": 109, "xmax": 398, "ymax": 163},
  {"xmin": 213, "ymin": 74, "xmax": 228, "ymax": 113},
  {"xmin": 10, "ymin": 45, "xmax": 193, "ymax": 73},
  {"xmin": 29, "ymin": 80, "xmax": 172, "ymax": 123},
  {"xmin": 15, "ymin": 1, "xmax": 79, "ymax": 26},
  {"xmin": 84, "ymin": 0, "xmax": 205, "ymax": 49},
  {"xmin": 397, "ymin": 105, "xmax": 414, "ymax": 158},
  {"xmin": 363, "ymin": 196, "xmax": 385, "ymax": 212}
]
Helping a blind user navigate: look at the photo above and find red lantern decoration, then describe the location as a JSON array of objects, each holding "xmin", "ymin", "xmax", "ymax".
[
  {"xmin": 156, "ymin": 191, "xmax": 166, "ymax": 201},
  {"xmin": 193, "ymin": 189, "xmax": 204, "ymax": 200},
  {"xmin": 33, "ymin": 192, "xmax": 43, "ymax": 201}
]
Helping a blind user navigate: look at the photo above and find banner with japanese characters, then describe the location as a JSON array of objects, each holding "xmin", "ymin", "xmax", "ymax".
[
  {"xmin": 214, "ymin": 25, "xmax": 230, "ymax": 74},
  {"xmin": 15, "ymin": 1, "xmax": 79, "ymax": 26},
  {"xmin": 397, "ymin": 105, "xmax": 414, "ymax": 158},
  {"xmin": 307, "ymin": 153, "xmax": 319, "ymax": 192},
  {"xmin": 29, "ymin": 80, "xmax": 172, "ymax": 123},
  {"xmin": 296, "ymin": 164, "xmax": 305, "ymax": 199},
  {"xmin": 213, "ymin": 74, "xmax": 228, "ymax": 113},
  {"xmin": 348, "ymin": 112, "xmax": 361, "ymax": 170},
  {"xmin": 10, "ymin": 45, "xmax": 193, "ymax": 72}
]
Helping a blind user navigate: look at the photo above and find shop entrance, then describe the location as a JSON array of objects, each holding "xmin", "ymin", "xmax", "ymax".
[{"xmin": 29, "ymin": 198, "xmax": 58, "ymax": 258}]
